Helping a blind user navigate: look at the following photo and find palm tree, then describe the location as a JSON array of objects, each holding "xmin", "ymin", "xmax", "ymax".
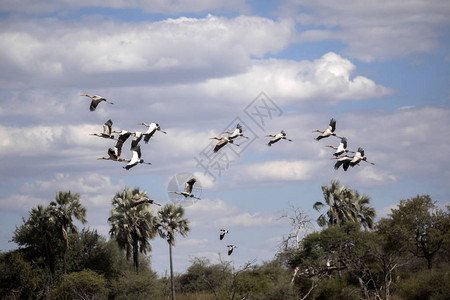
[
  {"xmin": 49, "ymin": 191, "xmax": 87, "ymax": 274},
  {"xmin": 313, "ymin": 180, "xmax": 375, "ymax": 230},
  {"xmin": 156, "ymin": 204, "xmax": 190, "ymax": 300},
  {"xmin": 13, "ymin": 204, "xmax": 58, "ymax": 276},
  {"xmin": 349, "ymin": 189, "xmax": 376, "ymax": 230},
  {"xmin": 108, "ymin": 187, "xmax": 157, "ymax": 273},
  {"xmin": 314, "ymin": 180, "xmax": 355, "ymax": 227}
]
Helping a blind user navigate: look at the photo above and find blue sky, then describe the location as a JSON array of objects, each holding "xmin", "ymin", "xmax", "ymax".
[{"xmin": 0, "ymin": 0, "xmax": 449, "ymax": 275}]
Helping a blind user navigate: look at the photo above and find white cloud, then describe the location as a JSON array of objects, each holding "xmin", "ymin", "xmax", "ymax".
[
  {"xmin": 191, "ymin": 53, "xmax": 393, "ymax": 104},
  {"xmin": 0, "ymin": 15, "xmax": 293, "ymax": 88},
  {"xmin": 185, "ymin": 198, "xmax": 279, "ymax": 229},
  {"xmin": 232, "ymin": 160, "xmax": 326, "ymax": 182}
]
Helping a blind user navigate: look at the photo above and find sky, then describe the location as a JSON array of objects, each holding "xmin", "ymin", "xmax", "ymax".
[{"xmin": 0, "ymin": 0, "xmax": 449, "ymax": 276}]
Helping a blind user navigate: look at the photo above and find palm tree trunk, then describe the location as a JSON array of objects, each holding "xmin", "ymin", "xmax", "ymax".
[
  {"xmin": 133, "ymin": 240, "xmax": 139, "ymax": 273},
  {"xmin": 63, "ymin": 242, "xmax": 67, "ymax": 274},
  {"xmin": 169, "ymin": 242, "xmax": 175, "ymax": 300}
]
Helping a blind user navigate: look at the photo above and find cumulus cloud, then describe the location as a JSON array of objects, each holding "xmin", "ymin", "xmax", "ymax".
[
  {"xmin": 0, "ymin": 15, "xmax": 293, "ymax": 88},
  {"xmin": 178, "ymin": 52, "xmax": 393, "ymax": 105}
]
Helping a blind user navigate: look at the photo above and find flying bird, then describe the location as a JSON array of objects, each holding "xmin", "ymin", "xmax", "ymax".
[
  {"xmin": 138, "ymin": 122, "xmax": 167, "ymax": 143},
  {"xmin": 80, "ymin": 94, "xmax": 113, "ymax": 111},
  {"xmin": 266, "ymin": 130, "xmax": 292, "ymax": 146},
  {"xmin": 210, "ymin": 136, "xmax": 238, "ymax": 152},
  {"xmin": 90, "ymin": 119, "xmax": 114, "ymax": 139},
  {"xmin": 326, "ymin": 137, "xmax": 354, "ymax": 157},
  {"xmin": 122, "ymin": 145, "xmax": 151, "ymax": 170},
  {"xmin": 130, "ymin": 131, "xmax": 143, "ymax": 149},
  {"xmin": 97, "ymin": 148, "xmax": 127, "ymax": 162},
  {"xmin": 224, "ymin": 123, "xmax": 248, "ymax": 140},
  {"xmin": 111, "ymin": 130, "xmax": 132, "ymax": 157},
  {"xmin": 227, "ymin": 245, "xmax": 237, "ymax": 256},
  {"xmin": 313, "ymin": 118, "xmax": 341, "ymax": 140},
  {"xmin": 350, "ymin": 147, "xmax": 375, "ymax": 167},
  {"xmin": 220, "ymin": 229, "xmax": 229, "ymax": 240},
  {"xmin": 332, "ymin": 155, "xmax": 353, "ymax": 171},
  {"xmin": 170, "ymin": 178, "xmax": 200, "ymax": 200},
  {"xmin": 129, "ymin": 196, "xmax": 161, "ymax": 207}
]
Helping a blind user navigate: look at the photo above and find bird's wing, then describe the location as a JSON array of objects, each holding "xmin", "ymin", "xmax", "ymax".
[
  {"xmin": 144, "ymin": 129, "xmax": 156, "ymax": 143},
  {"xmin": 90, "ymin": 99, "xmax": 102, "ymax": 111},
  {"xmin": 184, "ymin": 178, "xmax": 196, "ymax": 193},
  {"xmin": 214, "ymin": 138, "xmax": 228, "ymax": 152},
  {"xmin": 103, "ymin": 121, "xmax": 112, "ymax": 136},
  {"xmin": 329, "ymin": 118, "xmax": 336, "ymax": 132},
  {"xmin": 107, "ymin": 148, "xmax": 118, "ymax": 160}
]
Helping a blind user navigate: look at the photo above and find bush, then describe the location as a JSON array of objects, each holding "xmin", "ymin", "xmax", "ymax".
[
  {"xmin": 397, "ymin": 269, "xmax": 450, "ymax": 300},
  {"xmin": 51, "ymin": 269, "xmax": 108, "ymax": 299}
]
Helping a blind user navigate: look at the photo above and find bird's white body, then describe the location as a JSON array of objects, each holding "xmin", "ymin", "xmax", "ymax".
[
  {"xmin": 170, "ymin": 178, "xmax": 200, "ymax": 199},
  {"xmin": 224, "ymin": 124, "xmax": 248, "ymax": 140},
  {"xmin": 138, "ymin": 122, "xmax": 167, "ymax": 143},
  {"xmin": 266, "ymin": 130, "xmax": 291, "ymax": 146},
  {"xmin": 220, "ymin": 229, "xmax": 228, "ymax": 240},
  {"xmin": 227, "ymin": 245, "xmax": 237, "ymax": 255},
  {"xmin": 81, "ymin": 94, "xmax": 113, "ymax": 111}
]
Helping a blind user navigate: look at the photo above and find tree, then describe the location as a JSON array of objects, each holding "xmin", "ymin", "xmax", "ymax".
[
  {"xmin": 380, "ymin": 195, "xmax": 449, "ymax": 269},
  {"xmin": 49, "ymin": 191, "xmax": 87, "ymax": 274},
  {"xmin": 108, "ymin": 187, "xmax": 157, "ymax": 273},
  {"xmin": 12, "ymin": 204, "xmax": 58, "ymax": 275},
  {"xmin": 313, "ymin": 180, "xmax": 375, "ymax": 229},
  {"xmin": 156, "ymin": 204, "xmax": 190, "ymax": 300}
]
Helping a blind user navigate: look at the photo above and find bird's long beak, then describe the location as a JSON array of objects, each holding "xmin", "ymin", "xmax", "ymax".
[
  {"xmin": 137, "ymin": 122, "xmax": 144, "ymax": 125},
  {"xmin": 80, "ymin": 94, "xmax": 88, "ymax": 97},
  {"xmin": 160, "ymin": 130, "xmax": 167, "ymax": 134}
]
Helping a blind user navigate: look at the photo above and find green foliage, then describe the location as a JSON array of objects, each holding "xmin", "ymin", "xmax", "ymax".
[
  {"xmin": 108, "ymin": 187, "xmax": 158, "ymax": 273},
  {"xmin": 65, "ymin": 229, "xmax": 122, "ymax": 278},
  {"xmin": 156, "ymin": 204, "xmax": 190, "ymax": 246},
  {"xmin": 314, "ymin": 180, "xmax": 375, "ymax": 229},
  {"xmin": 12, "ymin": 204, "xmax": 60, "ymax": 274},
  {"xmin": 51, "ymin": 269, "xmax": 108, "ymax": 300},
  {"xmin": 396, "ymin": 269, "xmax": 450, "ymax": 300},
  {"xmin": 0, "ymin": 250, "xmax": 49, "ymax": 299},
  {"xmin": 313, "ymin": 277, "xmax": 361, "ymax": 300},
  {"xmin": 380, "ymin": 195, "xmax": 449, "ymax": 269},
  {"xmin": 109, "ymin": 268, "xmax": 162, "ymax": 299}
]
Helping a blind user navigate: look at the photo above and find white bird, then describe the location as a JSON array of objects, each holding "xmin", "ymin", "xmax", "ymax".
[
  {"xmin": 170, "ymin": 178, "xmax": 200, "ymax": 200},
  {"xmin": 130, "ymin": 131, "xmax": 143, "ymax": 149},
  {"xmin": 224, "ymin": 123, "xmax": 248, "ymax": 140},
  {"xmin": 220, "ymin": 229, "xmax": 229, "ymax": 240},
  {"xmin": 90, "ymin": 119, "xmax": 114, "ymax": 139},
  {"xmin": 350, "ymin": 147, "xmax": 375, "ymax": 167},
  {"xmin": 138, "ymin": 122, "xmax": 167, "ymax": 143},
  {"xmin": 97, "ymin": 148, "xmax": 127, "ymax": 162},
  {"xmin": 326, "ymin": 137, "xmax": 354, "ymax": 157},
  {"xmin": 332, "ymin": 155, "xmax": 353, "ymax": 171},
  {"xmin": 111, "ymin": 130, "xmax": 132, "ymax": 157},
  {"xmin": 210, "ymin": 136, "xmax": 238, "ymax": 152},
  {"xmin": 313, "ymin": 118, "xmax": 341, "ymax": 140},
  {"xmin": 122, "ymin": 145, "xmax": 151, "ymax": 170},
  {"xmin": 227, "ymin": 245, "xmax": 237, "ymax": 256},
  {"xmin": 266, "ymin": 130, "xmax": 292, "ymax": 146},
  {"xmin": 129, "ymin": 196, "xmax": 161, "ymax": 207},
  {"xmin": 80, "ymin": 94, "xmax": 114, "ymax": 111}
]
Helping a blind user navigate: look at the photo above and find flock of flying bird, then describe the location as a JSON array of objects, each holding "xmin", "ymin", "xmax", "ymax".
[
  {"xmin": 313, "ymin": 118, "xmax": 375, "ymax": 171},
  {"xmin": 81, "ymin": 93, "xmax": 375, "ymax": 257}
]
